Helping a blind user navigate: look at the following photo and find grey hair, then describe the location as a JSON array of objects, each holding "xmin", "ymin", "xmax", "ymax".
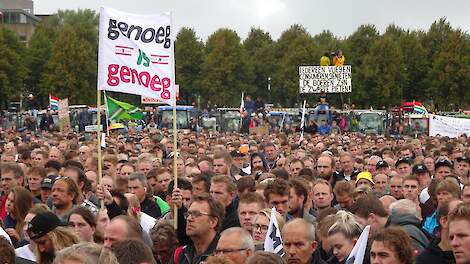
[
  {"xmin": 53, "ymin": 242, "xmax": 118, "ymax": 264},
  {"xmin": 220, "ymin": 227, "xmax": 255, "ymax": 252},
  {"xmin": 128, "ymin": 172, "xmax": 147, "ymax": 186},
  {"xmin": 282, "ymin": 218, "xmax": 316, "ymax": 242},
  {"xmin": 390, "ymin": 199, "xmax": 421, "ymax": 219}
]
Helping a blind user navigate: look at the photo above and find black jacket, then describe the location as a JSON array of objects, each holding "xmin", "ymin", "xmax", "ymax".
[
  {"xmin": 173, "ymin": 234, "xmax": 219, "ymax": 264},
  {"xmin": 386, "ymin": 212, "xmax": 431, "ymax": 253},
  {"xmin": 416, "ymin": 238, "xmax": 455, "ymax": 264},
  {"xmin": 141, "ymin": 197, "xmax": 162, "ymax": 219},
  {"xmin": 311, "ymin": 243, "xmax": 333, "ymax": 264},
  {"xmin": 221, "ymin": 199, "xmax": 241, "ymax": 231}
]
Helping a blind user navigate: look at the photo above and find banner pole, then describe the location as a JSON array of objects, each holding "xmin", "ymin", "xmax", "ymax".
[
  {"xmin": 103, "ymin": 91, "xmax": 110, "ymax": 137},
  {"xmin": 97, "ymin": 90, "xmax": 104, "ymax": 209},
  {"xmin": 172, "ymin": 103, "xmax": 178, "ymax": 229}
]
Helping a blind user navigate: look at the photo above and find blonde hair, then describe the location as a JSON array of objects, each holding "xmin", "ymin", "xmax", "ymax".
[
  {"xmin": 327, "ymin": 211, "xmax": 363, "ymax": 240},
  {"xmin": 53, "ymin": 242, "xmax": 118, "ymax": 264},
  {"xmin": 257, "ymin": 208, "xmax": 285, "ymax": 232},
  {"xmin": 36, "ymin": 227, "xmax": 80, "ymax": 263}
]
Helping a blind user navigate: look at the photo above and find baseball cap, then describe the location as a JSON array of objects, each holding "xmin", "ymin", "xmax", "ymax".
[
  {"xmin": 376, "ymin": 160, "xmax": 389, "ymax": 169},
  {"xmin": 395, "ymin": 157, "xmax": 412, "ymax": 167},
  {"xmin": 239, "ymin": 145, "xmax": 249, "ymax": 155},
  {"xmin": 355, "ymin": 171, "xmax": 374, "ymax": 185},
  {"xmin": 457, "ymin": 156, "xmax": 470, "ymax": 165},
  {"xmin": 412, "ymin": 164, "xmax": 429, "ymax": 174},
  {"xmin": 435, "ymin": 159, "xmax": 453, "ymax": 170},
  {"xmin": 41, "ymin": 175, "xmax": 58, "ymax": 189},
  {"xmin": 27, "ymin": 212, "xmax": 65, "ymax": 240},
  {"xmin": 230, "ymin": 150, "xmax": 244, "ymax": 157}
]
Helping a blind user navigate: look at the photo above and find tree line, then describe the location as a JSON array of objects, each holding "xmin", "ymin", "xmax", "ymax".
[{"xmin": 0, "ymin": 9, "xmax": 469, "ymax": 110}]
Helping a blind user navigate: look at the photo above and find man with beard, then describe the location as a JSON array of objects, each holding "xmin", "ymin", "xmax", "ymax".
[
  {"xmin": 288, "ymin": 178, "xmax": 315, "ymax": 223},
  {"xmin": 316, "ymin": 154, "xmax": 340, "ymax": 188},
  {"xmin": 282, "ymin": 218, "xmax": 318, "ymax": 264}
]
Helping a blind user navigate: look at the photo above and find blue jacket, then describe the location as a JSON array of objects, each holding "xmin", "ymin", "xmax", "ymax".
[{"xmin": 318, "ymin": 124, "xmax": 331, "ymax": 135}]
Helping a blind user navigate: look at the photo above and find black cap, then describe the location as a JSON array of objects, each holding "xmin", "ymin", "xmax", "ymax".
[
  {"xmin": 230, "ymin": 150, "xmax": 245, "ymax": 157},
  {"xmin": 395, "ymin": 157, "xmax": 412, "ymax": 167},
  {"xmin": 412, "ymin": 164, "xmax": 429, "ymax": 174},
  {"xmin": 376, "ymin": 160, "xmax": 389, "ymax": 169},
  {"xmin": 435, "ymin": 159, "xmax": 453, "ymax": 170},
  {"xmin": 41, "ymin": 175, "xmax": 58, "ymax": 189},
  {"xmin": 27, "ymin": 212, "xmax": 65, "ymax": 240},
  {"xmin": 457, "ymin": 156, "xmax": 470, "ymax": 165}
]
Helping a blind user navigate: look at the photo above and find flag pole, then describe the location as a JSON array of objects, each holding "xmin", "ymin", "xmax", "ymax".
[
  {"xmin": 96, "ymin": 89, "xmax": 104, "ymax": 209},
  {"xmin": 103, "ymin": 91, "xmax": 110, "ymax": 137},
  {"xmin": 298, "ymin": 100, "xmax": 306, "ymax": 144},
  {"xmin": 172, "ymin": 101, "xmax": 178, "ymax": 229}
]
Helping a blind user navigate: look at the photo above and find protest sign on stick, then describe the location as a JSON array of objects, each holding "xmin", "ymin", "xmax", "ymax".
[
  {"xmin": 299, "ymin": 66, "xmax": 352, "ymax": 93},
  {"xmin": 98, "ymin": 7, "xmax": 178, "ymax": 227}
]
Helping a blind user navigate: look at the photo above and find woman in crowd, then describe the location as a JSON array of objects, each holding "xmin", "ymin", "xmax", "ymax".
[
  {"xmin": 4, "ymin": 186, "xmax": 33, "ymax": 247},
  {"xmin": 68, "ymin": 206, "xmax": 96, "ymax": 242},
  {"xmin": 252, "ymin": 209, "xmax": 285, "ymax": 250},
  {"xmin": 327, "ymin": 211, "xmax": 363, "ymax": 264},
  {"xmin": 250, "ymin": 153, "xmax": 269, "ymax": 179},
  {"xmin": 15, "ymin": 204, "xmax": 50, "ymax": 262}
]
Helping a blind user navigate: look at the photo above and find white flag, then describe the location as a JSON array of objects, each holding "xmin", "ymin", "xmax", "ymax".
[
  {"xmin": 298, "ymin": 100, "xmax": 306, "ymax": 144},
  {"xmin": 101, "ymin": 132, "xmax": 106, "ymax": 148},
  {"xmin": 98, "ymin": 7, "xmax": 176, "ymax": 106},
  {"xmin": 264, "ymin": 207, "xmax": 284, "ymax": 256},
  {"xmin": 239, "ymin": 92, "xmax": 245, "ymax": 114},
  {"xmin": 346, "ymin": 225, "xmax": 370, "ymax": 264}
]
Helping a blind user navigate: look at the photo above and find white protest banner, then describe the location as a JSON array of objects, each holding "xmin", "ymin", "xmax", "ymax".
[
  {"xmin": 299, "ymin": 65, "xmax": 351, "ymax": 93},
  {"xmin": 141, "ymin": 84, "xmax": 179, "ymax": 104},
  {"xmin": 98, "ymin": 7, "xmax": 176, "ymax": 106},
  {"xmin": 429, "ymin": 114, "xmax": 470, "ymax": 138}
]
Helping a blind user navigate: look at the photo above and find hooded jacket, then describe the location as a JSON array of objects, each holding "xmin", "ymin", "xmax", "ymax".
[
  {"xmin": 386, "ymin": 212, "xmax": 431, "ymax": 253},
  {"xmin": 416, "ymin": 237, "xmax": 455, "ymax": 264}
]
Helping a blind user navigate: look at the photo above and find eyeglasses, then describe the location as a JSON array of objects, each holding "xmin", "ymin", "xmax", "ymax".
[
  {"xmin": 214, "ymin": 248, "xmax": 248, "ymax": 255},
  {"xmin": 457, "ymin": 157, "xmax": 469, "ymax": 163},
  {"xmin": 253, "ymin": 224, "xmax": 269, "ymax": 232},
  {"xmin": 184, "ymin": 211, "xmax": 214, "ymax": 219}
]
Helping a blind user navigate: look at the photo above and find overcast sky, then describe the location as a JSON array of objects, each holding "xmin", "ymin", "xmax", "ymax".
[{"xmin": 34, "ymin": 0, "xmax": 470, "ymax": 41}]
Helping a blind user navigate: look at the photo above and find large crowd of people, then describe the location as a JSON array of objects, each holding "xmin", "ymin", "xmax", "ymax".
[{"xmin": 0, "ymin": 124, "xmax": 469, "ymax": 264}]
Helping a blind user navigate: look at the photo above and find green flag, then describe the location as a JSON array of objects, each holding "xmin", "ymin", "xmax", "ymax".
[{"xmin": 106, "ymin": 96, "xmax": 144, "ymax": 121}]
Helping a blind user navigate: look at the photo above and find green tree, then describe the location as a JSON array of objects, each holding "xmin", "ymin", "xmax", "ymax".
[
  {"xmin": 361, "ymin": 35, "xmax": 405, "ymax": 107},
  {"xmin": 243, "ymin": 27, "xmax": 276, "ymax": 100},
  {"xmin": 344, "ymin": 25, "xmax": 379, "ymax": 107},
  {"xmin": 199, "ymin": 28, "xmax": 253, "ymax": 106},
  {"xmin": 175, "ymin": 27, "xmax": 205, "ymax": 104},
  {"xmin": 273, "ymin": 24, "xmax": 317, "ymax": 106},
  {"xmin": 427, "ymin": 30, "xmax": 470, "ymax": 110},
  {"xmin": 24, "ymin": 24, "xmax": 56, "ymax": 103},
  {"xmin": 40, "ymin": 25, "xmax": 97, "ymax": 104},
  {"xmin": 0, "ymin": 28, "xmax": 28, "ymax": 108}
]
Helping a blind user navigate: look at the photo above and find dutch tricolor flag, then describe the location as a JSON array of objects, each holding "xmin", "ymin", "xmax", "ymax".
[{"xmin": 49, "ymin": 95, "xmax": 59, "ymax": 110}]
